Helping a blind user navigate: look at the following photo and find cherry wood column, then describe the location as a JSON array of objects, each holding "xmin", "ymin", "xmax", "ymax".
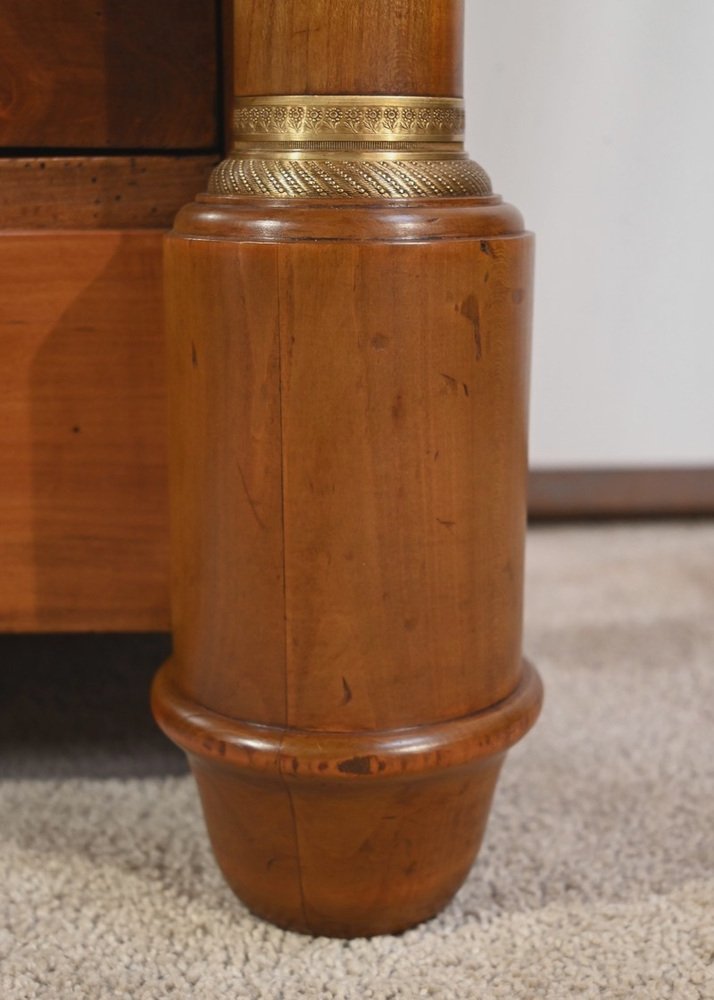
[{"xmin": 152, "ymin": 0, "xmax": 542, "ymax": 937}]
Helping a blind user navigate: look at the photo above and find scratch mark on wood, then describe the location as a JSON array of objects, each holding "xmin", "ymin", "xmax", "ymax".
[
  {"xmin": 459, "ymin": 294, "xmax": 482, "ymax": 360},
  {"xmin": 236, "ymin": 460, "xmax": 266, "ymax": 529},
  {"xmin": 341, "ymin": 676, "xmax": 352, "ymax": 705}
]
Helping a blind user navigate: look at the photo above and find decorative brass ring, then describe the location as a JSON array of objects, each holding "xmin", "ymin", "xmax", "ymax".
[
  {"xmin": 231, "ymin": 142, "xmax": 466, "ymax": 158},
  {"xmin": 209, "ymin": 95, "xmax": 491, "ymax": 200},
  {"xmin": 233, "ymin": 94, "xmax": 466, "ymax": 144}
]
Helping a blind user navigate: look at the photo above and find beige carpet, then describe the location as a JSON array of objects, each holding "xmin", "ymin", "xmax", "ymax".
[{"xmin": 1, "ymin": 522, "xmax": 713, "ymax": 999}]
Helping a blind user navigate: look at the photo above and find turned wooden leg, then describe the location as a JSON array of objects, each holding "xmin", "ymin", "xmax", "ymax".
[{"xmin": 152, "ymin": 0, "xmax": 542, "ymax": 938}]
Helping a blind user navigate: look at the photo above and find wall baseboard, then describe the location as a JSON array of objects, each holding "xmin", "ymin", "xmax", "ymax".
[{"xmin": 528, "ymin": 467, "xmax": 714, "ymax": 519}]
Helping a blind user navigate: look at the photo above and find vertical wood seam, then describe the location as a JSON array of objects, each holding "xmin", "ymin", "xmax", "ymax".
[
  {"xmin": 275, "ymin": 245, "xmax": 290, "ymax": 730},
  {"xmin": 275, "ymin": 244, "xmax": 309, "ymax": 928}
]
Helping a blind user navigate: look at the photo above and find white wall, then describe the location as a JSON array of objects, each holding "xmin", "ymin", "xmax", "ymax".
[{"xmin": 464, "ymin": 0, "xmax": 714, "ymax": 468}]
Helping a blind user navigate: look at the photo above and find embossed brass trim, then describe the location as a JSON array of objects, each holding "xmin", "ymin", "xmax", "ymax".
[
  {"xmin": 233, "ymin": 95, "xmax": 465, "ymax": 143},
  {"xmin": 231, "ymin": 142, "xmax": 464, "ymax": 158},
  {"xmin": 209, "ymin": 95, "xmax": 492, "ymax": 199},
  {"xmin": 211, "ymin": 157, "xmax": 491, "ymax": 199}
]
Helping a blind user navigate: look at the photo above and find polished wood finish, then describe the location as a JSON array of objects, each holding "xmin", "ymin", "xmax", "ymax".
[
  {"xmin": 529, "ymin": 467, "xmax": 714, "ymax": 519},
  {"xmin": 146, "ymin": 0, "xmax": 542, "ymax": 935},
  {"xmin": 0, "ymin": 157, "xmax": 218, "ymax": 229},
  {"xmin": 0, "ymin": 0, "xmax": 220, "ymax": 630},
  {"xmin": 163, "ymin": 202, "xmax": 533, "ymax": 731},
  {"xmin": 154, "ymin": 660, "xmax": 541, "ymax": 937},
  {"xmin": 0, "ymin": 0, "xmax": 218, "ymax": 149},
  {"xmin": 0, "ymin": 232, "xmax": 169, "ymax": 632},
  {"xmin": 153, "ymin": 190, "xmax": 541, "ymax": 935},
  {"xmin": 233, "ymin": 0, "xmax": 463, "ymax": 97},
  {"xmin": 173, "ymin": 196, "xmax": 524, "ymax": 242},
  {"xmin": 152, "ymin": 0, "xmax": 541, "ymax": 937}
]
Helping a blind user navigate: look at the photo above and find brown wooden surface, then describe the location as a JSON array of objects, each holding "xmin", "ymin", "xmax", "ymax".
[
  {"xmin": 153, "ymin": 0, "xmax": 539, "ymax": 939},
  {"xmin": 279, "ymin": 236, "xmax": 531, "ymax": 729},
  {"xmin": 174, "ymin": 195, "xmax": 524, "ymax": 242},
  {"xmin": 1, "ymin": 0, "xmax": 542, "ymax": 940},
  {"xmin": 0, "ymin": 0, "xmax": 219, "ymax": 149},
  {"xmin": 153, "ymin": 194, "xmax": 540, "ymax": 935},
  {"xmin": 0, "ymin": 231, "xmax": 169, "ymax": 632},
  {"xmin": 165, "ymin": 206, "xmax": 533, "ymax": 732},
  {"xmin": 233, "ymin": 0, "xmax": 463, "ymax": 97},
  {"xmin": 221, "ymin": 0, "xmax": 235, "ymax": 146},
  {"xmin": 185, "ymin": 752, "xmax": 506, "ymax": 938},
  {"xmin": 529, "ymin": 467, "xmax": 714, "ymax": 518},
  {"xmin": 154, "ymin": 659, "xmax": 539, "ymax": 934},
  {"xmin": 0, "ymin": 157, "xmax": 218, "ymax": 229}
]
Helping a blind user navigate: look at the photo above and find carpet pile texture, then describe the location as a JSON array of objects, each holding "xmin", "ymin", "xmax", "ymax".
[{"xmin": 1, "ymin": 522, "xmax": 713, "ymax": 998}]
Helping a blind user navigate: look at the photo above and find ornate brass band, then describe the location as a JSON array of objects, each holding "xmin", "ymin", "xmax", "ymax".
[
  {"xmin": 233, "ymin": 95, "xmax": 465, "ymax": 144},
  {"xmin": 208, "ymin": 95, "xmax": 492, "ymax": 199},
  {"xmin": 210, "ymin": 156, "xmax": 491, "ymax": 199}
]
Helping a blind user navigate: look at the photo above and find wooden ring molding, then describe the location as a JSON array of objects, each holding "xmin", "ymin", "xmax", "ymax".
[{"xmin": 153, "ymin": 660, "xmax": 542, "ymax": 782}]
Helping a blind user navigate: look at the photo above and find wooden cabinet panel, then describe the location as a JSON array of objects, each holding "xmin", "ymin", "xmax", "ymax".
[
  {"xmin": 0, "ymin": 231, "xmax": 170, "ymax": 631},
  {"xmin": 0, "ymin": 0, "xmax": 219, "ymax": 149},
  {"xmin": 0, "ymin": 156, "xmax": 217, "ymax": 228}
]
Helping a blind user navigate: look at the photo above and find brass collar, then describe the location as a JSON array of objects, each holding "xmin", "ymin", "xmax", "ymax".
[{"xmin": 210, "ymin": 95, "xmax": 491, "ymax": 199}]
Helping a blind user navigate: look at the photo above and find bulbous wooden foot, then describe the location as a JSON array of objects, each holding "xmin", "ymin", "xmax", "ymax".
[{"xmin": 152, "ymin": 660, "xmax": 541, "ymax": 937}]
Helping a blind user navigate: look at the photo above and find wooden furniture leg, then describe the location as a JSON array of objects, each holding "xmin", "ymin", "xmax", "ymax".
[{"xmin": 152, "ymin": 0, "xmax": 542, "ymax": 938}]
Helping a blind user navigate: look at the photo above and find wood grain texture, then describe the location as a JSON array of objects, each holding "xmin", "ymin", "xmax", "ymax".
[
  {"xmin": 233, "ymin": 0, "xmax": 464, "ymax": 97},
  {"xmin": 154, "ymin": 195, "xmax": 540, "ymax": 935},
  {"xmin": 0, "ymin": 231, "xmax": 169, "ymax": 631},
  {"xmin": 0, "ymin": 157, "xmax": 218, "ymax": 229},
  {"xmin": 0, "ymin": 0, "xmax": 218, "ymax": 149},
  {"xmin": 155, "ymin": 654, "xmax": 541, "ymax": 936},
  {"xmin": 174, "ymin": 195, "xmax": 524, "ymax": 243},
  {"xmin": 189, "ymin": 755, "xmax": 504, "ymax": 937},
  {"xmin": 277, "ymin": 236, "xmax": 532, "ymax": 730},
  {"xmin": 155, "ymin": 655, "xmax": 540, "ymax": 935},
  {"xmin": 155, "ymin": 658, "xmax": 542, "ymax": 780},
  {"xmin": 164, "ymin": 209, "xmax": 533, "ymax": 731},
  {"xmin": 165, "ymin": 241, "xmax": 287, "ymax": 722}
]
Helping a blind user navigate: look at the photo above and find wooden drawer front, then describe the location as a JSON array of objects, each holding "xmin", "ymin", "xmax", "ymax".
[
  {"xmin": 0, "ymin": 0, "xmax": 218, "ymax": 149},
  {"xmin": 0, "ymin": 231, "xmax": 170, "ymax": 631}
]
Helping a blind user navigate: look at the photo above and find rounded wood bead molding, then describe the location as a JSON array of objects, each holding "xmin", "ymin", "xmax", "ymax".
[
  {"xmin": 209, "ymin": 95, "xmax": 492, "ymax": 198},
  {"xmin": 152, "ymin": 659, "xmax": 542, "ymax": 782}
]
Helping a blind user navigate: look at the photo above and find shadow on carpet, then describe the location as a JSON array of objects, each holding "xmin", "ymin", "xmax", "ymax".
[{"xmin": 0, "ymin": 633, "xmax": 187, "ymax": 779}]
